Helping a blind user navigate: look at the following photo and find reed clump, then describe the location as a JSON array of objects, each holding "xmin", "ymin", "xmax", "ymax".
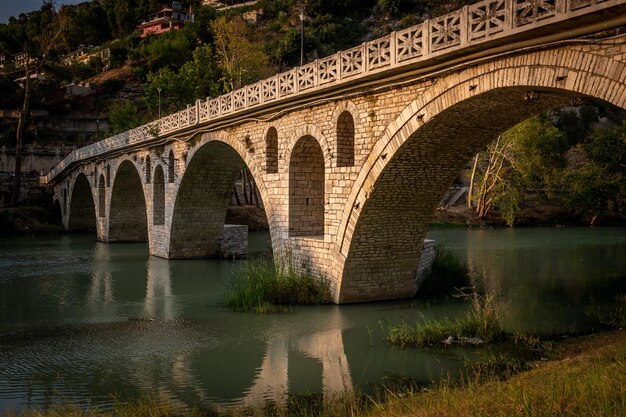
[
  {"xmin": 224, "ymin": 256, "xmax": 331, "ymax": 313},
  {"xmin": 382, "ymin": 290, "xmax": 506, "ymax": 348}
]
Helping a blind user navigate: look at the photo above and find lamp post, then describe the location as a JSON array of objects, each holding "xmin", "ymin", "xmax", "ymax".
[
  {"xmin": 298, "ymin": 6, "xmax": 305, "ymax": 66},
  {"xmin": 157, "ymin": 87, "xmax": 162, "ymax": 119}
]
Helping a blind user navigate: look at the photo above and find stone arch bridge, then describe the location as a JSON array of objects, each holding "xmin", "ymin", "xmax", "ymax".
[{"xmin": 45, "ymin": 0, "xmax": 626, "ymax": 303}]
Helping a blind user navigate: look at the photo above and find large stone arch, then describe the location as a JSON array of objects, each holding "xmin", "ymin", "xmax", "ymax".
[
  {"xmin": 335, "ymin": 46, "xmax": 626, "ymax": 303},
  {"xmin": 68, "ymin": 172, "xmax": 96, "ymax": 231},
  {"xmin": 108, "ymin": 160, "xmax": 148, "ymax": 242},
  {"xmin": 168, "ymin": 140, "xmax": 253, "ymax": 258}
]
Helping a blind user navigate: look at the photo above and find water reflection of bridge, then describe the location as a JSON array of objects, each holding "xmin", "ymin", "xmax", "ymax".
[{"xmin": 86, "ymin": 252, "xmax": 353, "ymax": 407}]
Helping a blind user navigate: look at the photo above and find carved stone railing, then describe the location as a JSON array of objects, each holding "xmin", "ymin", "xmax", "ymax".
[{"xmin": 43, "ymin": 0, "xmax": 622, "ymax": 184}]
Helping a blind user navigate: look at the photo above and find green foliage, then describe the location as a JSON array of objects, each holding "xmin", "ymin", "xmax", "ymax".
[
  {"xmin": 143, "ymin": 44, "xmax": 220, "ymax": 117},
  {"xmin": 470, "ymin": 115, "xmax": 570, "ymax": 226},
  {"xmin": 224, "ymin": 256, "xmax": 331, "ymax": 313},
  {"xmin": 135, "ymin": 28, "xmax": 196, "ymax": 72},
  {"xmin": 108, "ymin": 101, "xmax": 145, "ymax": 135},
  {"xmin": 506, "ymin": 115, "xmax": 569, "ymax": 195},
  {"xmin": 564, "ymin": 122, "xmax": 626, "ymax": 222},
  {"xmin": 211, "ymin": 16, "xmax": 275, "ymax": 91},
  {"xmin": 417, "ymin": 245, "xmax": 471, "ymax": 300}
]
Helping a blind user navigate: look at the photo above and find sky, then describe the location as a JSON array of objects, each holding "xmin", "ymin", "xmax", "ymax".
[{"xmin": 0, "ymin": 0, "xmax": 87, "ymax": 24}]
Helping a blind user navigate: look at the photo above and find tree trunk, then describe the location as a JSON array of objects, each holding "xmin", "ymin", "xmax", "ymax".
[
  {"xmin": 233, "ymin": 185, "xmax": 241, "ymax": 206},
  {"xmin": 10, "ymin": 62, "xmax": 31, "ymax": 207},
  {"xmin": 468, "ymin": 153, "xmax": 479, "ymax": 208}
]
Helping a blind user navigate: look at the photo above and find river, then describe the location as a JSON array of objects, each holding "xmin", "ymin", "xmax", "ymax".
[{"xmin": 0, "ymin": 227, "xmax": 625, "ymax": 414}]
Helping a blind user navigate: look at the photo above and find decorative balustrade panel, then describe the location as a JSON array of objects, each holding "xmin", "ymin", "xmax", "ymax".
[
  {"xmin": 341, "ymin": 45, "xmax": 364, "ymax": 78},
  {"xmin": 469, "ymin": 0, "xmax": 508, "ymax": 40},
  {"xmin": 367, "ymin": 36, "xmax": 392, "ymax": 70},
  {"xmin": 247, "ymin": 83, "xmax": 261, "ymax": 106},
  {"xmin": 514, "ymin": 0, "xmax": 557, "ymax": 26},
  {"xmin": 396, "ymin": 24, "xmax": 425, "ymax": 62},
  {"xmin": 180, "ymin": 108, "xmax": 190, "ymax": 126},
  {"xmin": 199, "ymin": 100, "xmax": 210, "ymax": 122},
  {"xmin": 263, "ymin": 77, "xmax": 278, "ymax": 101},
  {"xmin": 233, "ymin": 88, "xmax": 247, "ymax": 110},
  {"xmin": 279, "ymin": 70, "xmax": 296, "ymax": 96},
  {"xmin": 430, "ymin": 10, "xmax": 462, "ymax": 51},
  {"xmin": 298, "ymin": 63, "xmax": 317, "ymax": 90},
  {"xmin": 319, "ymin": 55, "xmax": 338, "ymax": 84},
  {"xmin": 220, "ymin": 93, "xmax": 232, "ymax": 114},
  {"xmin": 209, "ymin": 98, "xmax": 220, "ymax": 118}
]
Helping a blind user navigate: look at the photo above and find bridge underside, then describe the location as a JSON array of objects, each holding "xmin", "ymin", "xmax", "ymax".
[{"xmin": 338, "ymin": 87, "xmax": 578, "ymax": 302}]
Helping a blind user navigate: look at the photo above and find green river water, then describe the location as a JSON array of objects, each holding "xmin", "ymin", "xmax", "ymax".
[{"xmin": 0, "ymin": 227, "xmax": 625, "ymax": 413}]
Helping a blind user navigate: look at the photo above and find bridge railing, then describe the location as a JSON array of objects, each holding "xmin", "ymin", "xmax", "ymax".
[{"xmin": 43, "ymin": 0, "xmax": 615, "ymax": 184}]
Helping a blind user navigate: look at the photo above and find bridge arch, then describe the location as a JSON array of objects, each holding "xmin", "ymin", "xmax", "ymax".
[
  {"xmin": 265, "ymin": 126, "xmax": 279, "ymax": 174},
  {"xmin": 108, "ymin": 159, "xmax": 148, "ymax": 242},
  {"xmin": 331, "ymin": 101, "xmax": 360, "ymax": 168},
  {"xmin": 336, "ymin": 46, "xmax": 626, "ymax": 302},
  {"xmin": 289, "ymin": 135, "xmax": 326, "ymax": 237},
  {"xmin": 68, "ymin": 172, "xmax": 96, "ymax": 231},
  {"xmin": 168, "ymin": 138, "xmax": 269, "ymax": 258},
  {"xmin": 153, "ymin": 164, "xmax": 165, "ymax": 226}
]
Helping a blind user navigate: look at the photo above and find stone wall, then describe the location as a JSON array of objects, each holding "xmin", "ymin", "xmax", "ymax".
[
  {"xmin": 221, "ymin": 224, "xmax": 249, "ymax": 258},
  {"xmin": 415, "ymin": 239, "xmax": 436, "ymax": 287}
]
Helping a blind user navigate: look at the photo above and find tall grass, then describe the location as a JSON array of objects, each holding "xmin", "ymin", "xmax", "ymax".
[
  {"xmin": 224, "ymin": 256, "xmax": 331, "ymax": 313},
  {"xmin": 382, "ymin": 291, "xmax": 505, "ymax": 348}
]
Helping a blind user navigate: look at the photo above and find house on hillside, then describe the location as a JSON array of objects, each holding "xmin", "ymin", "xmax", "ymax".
[{"xmin": 139, "ymin": 2, "xmax": 195, "ymax": 38}]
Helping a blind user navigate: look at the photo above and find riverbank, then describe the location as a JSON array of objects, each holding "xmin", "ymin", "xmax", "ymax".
[
  {"xmin": 6, "ymin": 329, "xmax": 625, "ymax": 416},
  {"xmin": 368, "ymin": 329, "xmax": 626, "ymax": 417},
  {"xmin": 0, "ymin": 206, "xmax": 64, "ymax": 235}
]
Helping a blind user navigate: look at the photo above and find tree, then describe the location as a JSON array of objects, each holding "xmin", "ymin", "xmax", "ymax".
[
  {"xmin": 109, "ymin": 101, "xmax": 145, "ymax": 135},
  {"xmin": 564, "ymin": 122, "xmax": 626, "ymax": 224},
  {"xmin": 143, "ymin": 44, "xmax": 220, "ymax": 117},
  {"xmin": 9, "ymin": 2, "xmax": 69, "ymax": 207},
  {"xmin": 211, "ymin": 16, "xmax": 274, "ymax": 92},
  {"xmin": 468, "ymin": 115, "xmax": 569, "ymax": 226}
]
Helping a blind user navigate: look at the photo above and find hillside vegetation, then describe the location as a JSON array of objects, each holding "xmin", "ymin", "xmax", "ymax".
[{"xmin": 0, "ymin": 0, "xmax": 624, "ymax": 223}]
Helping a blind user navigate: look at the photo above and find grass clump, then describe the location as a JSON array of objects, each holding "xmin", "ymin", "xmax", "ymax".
[
  {"xmin": 224, "ymin": 256, "xmax": 331, "ymax": 313},
  {"xmin": 417, "ymin": 245, "xmax": 472, "ymax": 300},
  {"xmin": 382, "ymin": 291, "xmax": 505, "ymax": 348}
]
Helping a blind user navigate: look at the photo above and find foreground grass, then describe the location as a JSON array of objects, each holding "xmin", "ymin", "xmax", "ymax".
[
  {"xmin": 224, "ymin": 257, "xmax": 331, "ymax": 313},
  {"xmin": 7, "ymin": 331, "xmax": 626, "ymax": 417},
  {"xmin": 369, "ymin": 330, "xmax": 626, "ymax": 417}
]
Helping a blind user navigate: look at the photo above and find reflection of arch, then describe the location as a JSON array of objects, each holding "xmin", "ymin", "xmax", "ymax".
[
  {"xmin": 337, "ymin": 46, "xmax": 626, "ymax": 302},
  {"xmin": 98, "ymin": 174, "xmax": 106, "ymax": 218},
  {"xmin": 108, "ymin": 160, "xmax": 148, "ymax": 242},
  {"xmin": 68, "ymin": 173, "xmax": 96, "ymax": 231},
  {"xmin": 336, "ymin": 111, "xmax": 355, "ymax": 167},
  {"xmin": 169, "ymin": 141, "xmax": 246, "ymax": 258},
  {"xmin": 168, "ymin": 150, "xmax": 175, "ymax": 183},
  {"xmin": 265, "ymin": 126, "xmax": 278, "ymax": 174},
  {"xmin": 153, "ymin": 165, "xmax": 165, "ymax": 226},
  {"xmin": 289, "ymin": 135, "xmax": 325, "ymax": 237},
  {"xmin": 144, "ymin": 257, "xmax": 174, "ymax": 318},
  {"xmin": 145, "ymin": 156, "xmax": 152, "ymax": 184}
]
